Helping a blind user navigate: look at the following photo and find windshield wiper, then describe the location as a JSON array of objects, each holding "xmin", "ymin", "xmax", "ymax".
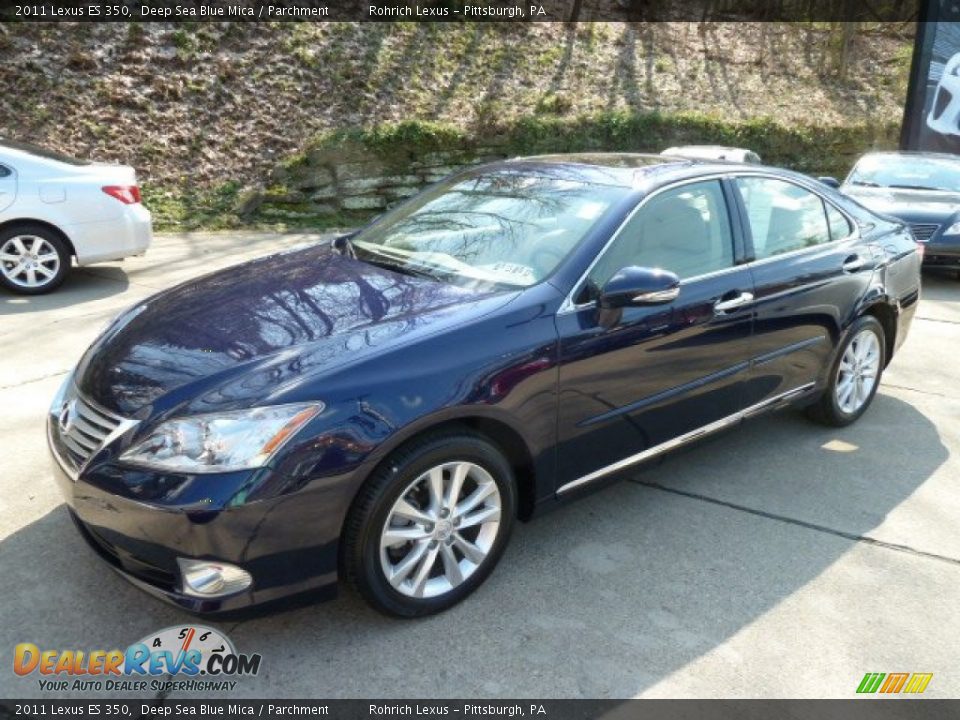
[
  {"xmin": 350, "ymin": 242, "xmax": 444, "ymax": 281},
  {"xmin": 850, "ymin": 180, "xmax": 881, "ymax": 187},
  {"xmin": 886, "ymin": 184, "xmax": 950, "ymax": 192}
]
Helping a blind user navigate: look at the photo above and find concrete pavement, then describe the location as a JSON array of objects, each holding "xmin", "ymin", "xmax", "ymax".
[{"xmin": 1, "ymin": 233, "xmax": 958, "ymax": 698}]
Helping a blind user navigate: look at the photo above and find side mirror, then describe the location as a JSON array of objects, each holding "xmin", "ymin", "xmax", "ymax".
[
  {"xmin": 599, "ymin": 266, "xmax": 681, "ymax": 309},
  {"xmin": 818, "ymin": 176, "xmax": 841, "ymax": 189}
]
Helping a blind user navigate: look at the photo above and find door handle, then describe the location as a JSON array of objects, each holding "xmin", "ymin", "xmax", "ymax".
[
  {"xmin": 842, "ymin": 255, "xmax": 863, "ymax": 273},
  {"xmin": 714, "ymin": 292, "xmax": 754, "ymax": 313}
]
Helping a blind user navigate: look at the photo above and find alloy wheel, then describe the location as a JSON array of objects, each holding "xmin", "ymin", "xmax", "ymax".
[
  {"xmin": 835, "ymin": 328, "xmax": 881, "ymax": 414},
  {"xmin": 379, "ymin": 461, "xmax": 502, "ymax": 599},
  {"xmin": 0, "ymin": 235, "xmax": 61, "ymax": 289}
]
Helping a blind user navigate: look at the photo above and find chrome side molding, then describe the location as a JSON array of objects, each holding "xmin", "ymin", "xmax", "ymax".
[{"xmin": 556, "ymin": 382, "xmax": 816, "ymax": 495}]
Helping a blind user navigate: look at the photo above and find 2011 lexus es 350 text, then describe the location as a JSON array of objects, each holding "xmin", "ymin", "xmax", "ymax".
[{"xmin": 48, "ymin": 154, "xmax": 921, "ymax": 617}]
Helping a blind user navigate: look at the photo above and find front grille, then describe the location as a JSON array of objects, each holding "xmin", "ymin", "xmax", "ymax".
[
  {"xmin": 909, "ymin": 223, "xmax": 940, "ymax": 242},
  {"xmin": 53, "ymin": 385, "xmax": 127, "ymax": 473}
]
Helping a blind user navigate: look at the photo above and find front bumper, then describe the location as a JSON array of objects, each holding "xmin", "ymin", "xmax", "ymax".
[
  {"xmin": 48, "ymin": 421, "xmax": 341, "ymax": 616},
  {"xmin": 921, "ymin": 236, "xmax": 960, "ymax": 268}
]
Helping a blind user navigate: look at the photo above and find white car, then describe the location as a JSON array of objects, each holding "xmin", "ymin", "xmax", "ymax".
[
  {"xmin": 0, "ymin": 140, "xmax": 152, "ymax": 294},
  {"xmin": 927, "ymin": 52, "xmax": 960, "ymax": 137},
  {"xmin": 661, "ymin": 145, "xmax": 762, "ymax": 164}
]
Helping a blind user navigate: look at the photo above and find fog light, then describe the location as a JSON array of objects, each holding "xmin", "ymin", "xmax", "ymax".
[{"xmin": 178, "ymin": 558, "xmax": 252, "ymax": 597}]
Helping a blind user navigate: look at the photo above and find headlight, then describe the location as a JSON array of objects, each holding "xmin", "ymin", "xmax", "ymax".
[
  {"xmin": 119, "ymin": 403, "xmax": 322, "ymax": 473},
  {"xmin": 943, "ymin": 221, "xmax": 960, "ymax": 236}
]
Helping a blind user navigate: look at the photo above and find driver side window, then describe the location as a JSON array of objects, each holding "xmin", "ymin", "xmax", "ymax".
[{"xmin": 586, "ymin": 180, "xmax": 735, "ymax": 296}]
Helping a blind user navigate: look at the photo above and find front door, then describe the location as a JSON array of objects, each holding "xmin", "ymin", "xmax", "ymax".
[{"xmin": 555, "ymin": 178, "xmax": 755, "ymax": 494}]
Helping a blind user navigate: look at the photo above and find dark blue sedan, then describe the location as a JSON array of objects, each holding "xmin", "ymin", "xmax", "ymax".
[
  {"xmin": 842, "ymin": 151, "xmax": 960, "ymax": 271},
  {"xmin": 48, "ymin": 154, "xmax": 921, "ymax": 617}
]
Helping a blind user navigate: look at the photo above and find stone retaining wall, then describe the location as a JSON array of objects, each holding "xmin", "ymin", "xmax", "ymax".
[{"xmin": 250, "ymin": 141, "xmax": 512, "ymax": 222}]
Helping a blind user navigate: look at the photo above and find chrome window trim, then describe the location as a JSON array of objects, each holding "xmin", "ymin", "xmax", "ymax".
[
  {"xmin": 557, "ymin": 171, "xmax": 860, "ymax": 315},
  {"xmin": 556, "ymin": 382, "xmax": 816, "ymax": 495},
  {"xmin": 730, "ymin": 172, "xmax": 860, "ymax": 263}
]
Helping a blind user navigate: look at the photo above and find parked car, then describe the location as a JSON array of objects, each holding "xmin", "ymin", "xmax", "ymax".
[
  {"xmin": 48, "ymin": 154, "xmax": 920, "ymax": 617},
  {"xmin": 0, "ymin": 139, "xmax": 151, "ymax": 294},
  {"xmin": 927, "ymin": 52, "xmax": 960, "ymax": 138},
  {"xmin": 661, "ymin": 145, "xmax": 762, "ymax": 163},
  {"xmin": 840, "ymin": 151, "xmax": 960, "ymax": 272}
]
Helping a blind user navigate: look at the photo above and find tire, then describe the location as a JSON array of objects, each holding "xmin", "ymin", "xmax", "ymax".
[
  {"xmin": 806, "ymin": 315, "xmax": 886, "ymax": 427},
  {"xmin": 341, "ymin": 430, "xmax": 517, "ymax": 617},
  {"xmin": 0, "ymin": 224, "xmax": 71, "ymax": 294}
]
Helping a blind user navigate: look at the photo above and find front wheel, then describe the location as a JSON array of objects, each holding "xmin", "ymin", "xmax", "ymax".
[
  {"xmin": 806, "ymin": 315, "xmax": 886, "ymax": 427},
  {"xmin": 342, "ymin": 431, "xmax": 516, "ymax": 617}
]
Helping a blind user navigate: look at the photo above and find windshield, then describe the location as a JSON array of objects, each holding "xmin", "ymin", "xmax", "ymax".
[
  {"xmin": 847, "ymin": 155, "xmax": 960, "ymax": 193},
  {"xmin": 350, "ymin": 167, "xmax": 630, "ymax": 288}
]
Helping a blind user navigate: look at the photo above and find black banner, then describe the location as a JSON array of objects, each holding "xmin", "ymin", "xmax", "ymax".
[
  {"xmin": 0, "ymin": 0, "xmax": 927, "ymax": 23},
  {"xmin": 2, "ymin": 700, "xmax": 960, "ymax": 720}
]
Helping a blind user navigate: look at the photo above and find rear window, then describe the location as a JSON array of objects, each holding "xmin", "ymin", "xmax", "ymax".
[{"xmin": 0, "ymin": 139, "xmax": 89, "ymax": 166}]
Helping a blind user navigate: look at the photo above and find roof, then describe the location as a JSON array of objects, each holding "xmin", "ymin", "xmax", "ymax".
[
  {"xmin": 502, "ymin": 152, "xmax": 755, "ymax": 191},
  {"xmin": 857, "ymin": 150, "xmax": 960, "ymax": 163},
  {"xmin": 0, "ymin": 139, "xmax": 90, "ymax": 167}
]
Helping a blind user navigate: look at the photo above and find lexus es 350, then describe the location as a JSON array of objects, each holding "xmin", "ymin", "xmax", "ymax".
[
  {"xmin": 48, "ymin": 154, "xmax": 920, "ymax": 617},
  {"xmin": 841, "ymin": 151, "xmax": 960, "ymax": 272}
]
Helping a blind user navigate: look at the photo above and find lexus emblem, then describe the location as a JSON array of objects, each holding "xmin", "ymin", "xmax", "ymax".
[{"xmin": 58, "ymin": 400, "xmax": 75, "ymax": 433}]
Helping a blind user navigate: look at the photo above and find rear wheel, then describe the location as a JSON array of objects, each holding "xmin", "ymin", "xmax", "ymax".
[
  {"xmin": 342, "ymin": 430, "xmax": 516, "ymax": 617},
  {"xmin": 806, "ymin": 315, "xmax": 886, "ymax": 427},
  {"xmin": 0, "ymin": 225, "xmax": 70, "ymax": 294}
]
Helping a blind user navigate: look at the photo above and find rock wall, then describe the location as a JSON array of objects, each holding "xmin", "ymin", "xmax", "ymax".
[
  {"xmin": 252, "ymin": 139, "xmax": 511, "ymax": 222},
  {"xmin": 244, "ymin": 114, "xmax": 901, "ymax": 225}
]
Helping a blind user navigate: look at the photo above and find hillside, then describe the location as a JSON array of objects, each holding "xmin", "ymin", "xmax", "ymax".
[{"xmin": 0, "ymin": 21, "xmax": 914, "ymax": 228}]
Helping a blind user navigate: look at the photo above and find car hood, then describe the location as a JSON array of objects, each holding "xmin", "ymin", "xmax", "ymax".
[
  {"xmin": 843, "ymin": 186, "xmax": 960, "ymax": 224},
  {"xmin": 75, "ymin": 241, "xmax": 515, "ymax": 416}
]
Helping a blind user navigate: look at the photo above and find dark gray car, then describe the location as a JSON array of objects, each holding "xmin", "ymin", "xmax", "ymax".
[{"xmin": 841, "ymin": 151, "xmax": 960, "ymax": 272}]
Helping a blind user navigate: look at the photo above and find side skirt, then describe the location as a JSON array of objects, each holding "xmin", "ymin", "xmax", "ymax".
[{"xmin": 556, "ymin": 382, "xmax": 817, "ymax": 496}]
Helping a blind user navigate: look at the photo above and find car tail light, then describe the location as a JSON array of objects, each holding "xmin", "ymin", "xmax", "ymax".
[
  {"xmin": 916, "ymin": 241, "xmax": 925, "ymax": 260},
  {"xmin": 102, "ymin": 185, "xmax": 141, "ymax": 204}
]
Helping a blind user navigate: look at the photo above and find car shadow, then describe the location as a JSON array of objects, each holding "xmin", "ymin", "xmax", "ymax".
[
  {"xmin": 0, "ymin": 394, "xmax": 949, "ymax": 698},
  {"xmin": 0, "ymin": 267, "xmax": 129, "ymax": 316}
]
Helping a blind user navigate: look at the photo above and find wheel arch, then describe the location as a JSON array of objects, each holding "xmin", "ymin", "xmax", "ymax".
[
  {"xmin": 350, "ymin": 410, "xmax": 540, "ymax": 525},
  {"xmin": 0, "ymin": 218, "xmax": 76, "ymax": 257},
  {"xmin": 861, "ymin": 300, "xmax": 897, "ymax": 367}
]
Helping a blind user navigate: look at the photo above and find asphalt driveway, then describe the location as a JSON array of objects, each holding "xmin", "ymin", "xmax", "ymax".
[{"xmin": 1, "ymin": 231, "xmax": 958, "ymax": 698}]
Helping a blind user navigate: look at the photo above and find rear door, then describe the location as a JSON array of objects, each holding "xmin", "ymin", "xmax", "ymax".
[{"xmin": 731, "ymin": 175, "xmax": 876, "ymax": 406}]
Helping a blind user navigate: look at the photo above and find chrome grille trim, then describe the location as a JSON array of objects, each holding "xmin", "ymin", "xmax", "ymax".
[
  {"xmin": 49, "ymin": 383, "xmax": 137, "ymax": 481},
  {"xmin": 908, "ymin": 223, "xmax": 940, "ymax": 242}
]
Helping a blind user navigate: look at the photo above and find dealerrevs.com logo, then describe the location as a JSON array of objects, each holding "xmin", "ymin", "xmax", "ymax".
[{"xmin": 14, "ymin": 625, "xmax": 261, "ymax": 693}]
